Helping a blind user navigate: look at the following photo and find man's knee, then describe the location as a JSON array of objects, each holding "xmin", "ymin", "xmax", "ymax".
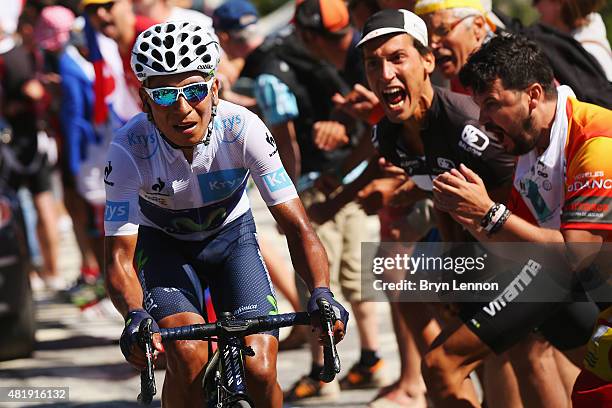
[
  {"xmin": 165, "ymin": 340, "xmax": 208, "ymax": 380},
  {"xmin": 422, "ymin": 344, "xmax": 465, "ymax": 396},
  {"xmin": 246, "ymin": 353, "xmax": 277, "ymax": 386}
]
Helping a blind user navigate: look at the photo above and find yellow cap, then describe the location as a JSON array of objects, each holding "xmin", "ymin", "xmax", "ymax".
[
  {"xmin": 414, "ymin": 0, "xmax": 485, "ymax": 15},
  {"xmin": 414, "ymin": 0, "xmax": 498, "ymax": 31},
  {"xmin": 81, "ymin": 0, "xmax": 115, "ymax": 6}
]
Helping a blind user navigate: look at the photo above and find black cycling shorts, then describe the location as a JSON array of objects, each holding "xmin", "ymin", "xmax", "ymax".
[
  {"xmin": 459, "ymin": 276, "xmax": 602, "ymax": 354},
  {"xmin": 135, "ymin": 210, "xmax": 279, "ymax": 337}
]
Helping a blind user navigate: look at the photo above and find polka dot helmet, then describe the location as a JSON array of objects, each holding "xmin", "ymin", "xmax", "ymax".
[{"xmin": 131, "ymin": 21, "xmax": 221, "ymax": 82}]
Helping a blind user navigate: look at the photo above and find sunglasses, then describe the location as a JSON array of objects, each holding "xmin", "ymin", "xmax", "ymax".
[{"xmin": 143, "ymin": 79, "xmax": 213, "ymax": 107}]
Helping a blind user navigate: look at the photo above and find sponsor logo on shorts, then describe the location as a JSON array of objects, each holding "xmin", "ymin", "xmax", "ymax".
[
  {"xmin": 198, "ymin": 168, "xmax": 247, "ymax": 202},
  {"xmin": 105, "ymin": 201, "xmax": 129, "ymax": 221},
  {"xmin": 263, "ymin": 168, "xmax": 292, "ymax": 192},
  {"xmin": 482, "ymin": 259, "xmax": 541, "ymax": 317},
  {"xmin": 459, "ymin": 125, "xmax": 489, "ymax": 156},
  {"xmin": 234, "ymin": 304, "xmax": 258, "ymax": 316}
]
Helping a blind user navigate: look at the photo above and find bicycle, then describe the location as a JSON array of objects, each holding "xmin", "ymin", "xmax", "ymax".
[{"xmin": 137, "ymin": 298, "xmax": 341, "ymax": 407}]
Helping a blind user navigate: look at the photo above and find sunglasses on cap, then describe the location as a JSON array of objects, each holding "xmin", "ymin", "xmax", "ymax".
[{"xmin": 143, "ymin": 79, "xmax": 214, "ymax": 107}]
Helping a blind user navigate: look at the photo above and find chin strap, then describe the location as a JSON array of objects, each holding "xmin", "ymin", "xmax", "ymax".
[{"xmin": 159, "ymin": 103, "xmax": 217, "ymax": 149}]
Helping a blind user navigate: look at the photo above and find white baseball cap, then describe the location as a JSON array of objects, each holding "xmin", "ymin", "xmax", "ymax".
[{"xmin": 356, "ymin": 8, "xmax": 428, "ymax": 48}]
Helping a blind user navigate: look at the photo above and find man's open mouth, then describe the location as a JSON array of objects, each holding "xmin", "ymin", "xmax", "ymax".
[
  {"xmin": 382, "ymin": 87, "xmax": 407, "ymax": 109},
  {"xmin": 435, "ymin": 55, "xmax": 454, "ymax": 66},
  {"xmin": 174, "ymin": 122, "xmax": 197, "ymax": 133}
]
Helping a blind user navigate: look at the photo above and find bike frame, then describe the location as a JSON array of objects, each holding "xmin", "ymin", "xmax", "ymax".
[{"xmin": 137, "ymin": 299, "xmax": 341, "ymax": 407}]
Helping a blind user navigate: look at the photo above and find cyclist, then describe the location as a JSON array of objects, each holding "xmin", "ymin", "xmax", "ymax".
[
  {"xmin": 103, "ymin": 22, "xmax": 348, "ymax": 408},
  {"xmin": 430, "ymin": 34, "xmax": 612, "ymax": 407}
]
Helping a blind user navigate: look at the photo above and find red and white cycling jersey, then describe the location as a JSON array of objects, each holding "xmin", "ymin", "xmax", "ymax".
[{"xmin": 509, "ymin": 86, "xmax": 612, "ymax": 232}]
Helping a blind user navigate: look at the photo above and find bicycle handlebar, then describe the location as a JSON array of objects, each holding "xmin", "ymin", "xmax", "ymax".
[
  {"xmin": 137, "ymin": 301, "xmax": 341, "ymax": 405},
  {"xmin": 160, "ymin": 312, "xmax": 311, "ymax": 341}
]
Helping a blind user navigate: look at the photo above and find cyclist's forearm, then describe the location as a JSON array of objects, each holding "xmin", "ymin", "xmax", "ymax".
[
  {"xmin": 269, "ymin": 200, "xmax": 330, "ymax": 291},
  {"xmin": 106, "ymin": 262, "xmax": 144, "ymax": 318},
  {"xmin": 286, "ymin": 227, "xmax": 330, "ymax": 291},
  {"xmin": 104, "ymin": 242, "xmax": 143, "ymax": 317}
]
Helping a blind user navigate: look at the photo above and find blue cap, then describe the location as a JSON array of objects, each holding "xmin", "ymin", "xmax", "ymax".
[{"xmin": 213, "ymin": 0, "xmax": 259, "ymax": 32}]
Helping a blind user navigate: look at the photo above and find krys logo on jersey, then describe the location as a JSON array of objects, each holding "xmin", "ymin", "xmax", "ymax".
[
  {"xmin": 125, "ymin": 130, "xmax": 159, "ymax": 159},
  {"xmin": 105, "ymin": 201, "xmax": 129, "ymax": 222},
  {"xmin": 216, "ymin": 114, "xmax": 246, "ymax": 143},
  {"xmin": 198, "ymin": 168, "xmax": 248, "ymax": 203},
  {"xmin": 263, "ymin": 168, "xmax": 292, "ymax": 193}
]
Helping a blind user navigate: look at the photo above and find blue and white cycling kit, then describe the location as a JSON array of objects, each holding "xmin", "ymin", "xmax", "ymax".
[{"xmin": 104, "ymin": 100, "xmax": 298, "ymax": 330}]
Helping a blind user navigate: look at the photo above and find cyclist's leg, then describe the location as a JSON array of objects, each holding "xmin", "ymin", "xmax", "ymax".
[
  {"xmin": 135, "ymin": 226, "xmax": 210, "ymax": 407},
  {"xmin": 202, "ymin": 210, "xmax": 282, "ymax": 408},
  {"xmin": 159, "ymin": 312, "xmax": 208, "ymax": 406},
  {"xmin": 243, "ymin": 334, "xmax": 282, "ymax": 408}
]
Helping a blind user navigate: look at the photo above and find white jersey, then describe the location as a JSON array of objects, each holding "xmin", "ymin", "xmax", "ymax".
[{"xmin": 104, "ymin": 100, "xmax": 298, "ymax": 240}]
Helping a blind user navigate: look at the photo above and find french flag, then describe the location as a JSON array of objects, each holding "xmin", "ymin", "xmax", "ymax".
[{"xmin": 84, "ymin": 17, "xmax": 115, "ymax": 125}]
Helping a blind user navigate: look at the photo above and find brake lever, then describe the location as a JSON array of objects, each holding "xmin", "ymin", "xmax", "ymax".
[
  {"xmin": 316, "ymin": 298, "xmax": 341, "ymax": 383},
  {"xmin": 137, "ymin": 318, "xmax": 157, "ymax": 405}
]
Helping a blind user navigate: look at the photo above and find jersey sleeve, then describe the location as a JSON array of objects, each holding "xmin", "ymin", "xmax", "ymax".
[
  {"xmin": 243, "ymin": 114, "xmax": 298, "ymax": 206},
  {"xmin": 254, "ymin": 74, "xmax": 299, "ymax": 126},
  {"xmin": 458, "ymin": 121, "xmax": 516, "ymax": 188},
  {"xmin": 561, "ymin": 137, "xmax": 612, "ymax": 231},
  {"xmin": 104, "ymin": 142, "xmax": 142, "ymax": 236}
]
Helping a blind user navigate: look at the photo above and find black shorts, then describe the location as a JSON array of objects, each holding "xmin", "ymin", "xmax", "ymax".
[
  {"xmin": 135, "ymin": 210, "xmax": 279, "ymax": 337},
  {"xmin": 455, "ymin": 246, "xmax": 605, "ymax": 353},
  {"xmin": 7, "ymin": 154, "xmax": 52, "ymax": 195}
]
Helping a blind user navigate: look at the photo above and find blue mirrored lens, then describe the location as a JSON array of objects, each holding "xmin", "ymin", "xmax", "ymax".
[
  {"xmin": 183, "ymin": 83, "xmax": 208, "ymax": 103},
  {"xmin": 151, "ymin": 88, "xmax": 179, "ymax": 106}
]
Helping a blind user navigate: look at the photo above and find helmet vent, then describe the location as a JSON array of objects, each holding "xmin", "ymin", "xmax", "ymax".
[
  {"xmin": 192, "ymin": 35, "xmax": 201, "ymax": 45},
  {"xmin": 134, "ymin": 63, "xmax": 144, "ymax": 73},
  {"xmin": 180, "ymin": 57, "xmax": 191, "ymax": 67},
  {"xmin": 179, "ymin": 45, "xmax": 188, "ymax": 56},
  {"xmin": 195, "ymin": 45, "xmax": 207, "ymax": 56},
  {"xmin": 151, "ymin": 49, "xmax": 163, "ymax": 62},
  {"xmin": 137, "ymin": 53, "xmax": 148, "ymax": 64},
  {"xmin": 139, "ymin": 42, "xmax": 149, "ymax": 52},
  {"xmin": 152, "ymin": 36, "xmax": 162, "ymax": 47},
  {"xmin": 154, "ymin": 25, "xmax": 162, "ymax": 33},
  {"xmin": 165, "ymin": 51, "xmax": 175, "ymax": 68},
  {"xmin": 163, "ymin": 35, "xmax": 174, "ymax": 49},
  {"xmin": 151, "ymin": 61, "xmax": 164, "ymax": 72},
  {"xmin": 166, "ymin": 23, "xmax": 176, "ymax": 33},
  {"xmin": 180, "ymin": 33, "xmax": 188, "ymax": 42},
  {"xmin": 201, "ymin": 54, "xmax": 211, "ymax": 63}
]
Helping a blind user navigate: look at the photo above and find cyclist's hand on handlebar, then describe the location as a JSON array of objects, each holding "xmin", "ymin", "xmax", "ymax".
[
  {"xmin": 307, "ymin": 287, "xmax": 349, "ymax": 343},
  {"xmin": 120, "ymin": 309, "xmax": 163, "ymax": 370}
]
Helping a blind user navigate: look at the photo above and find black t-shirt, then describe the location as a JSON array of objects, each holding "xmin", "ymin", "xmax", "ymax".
[
  {"xmin": 244, "ymin": 29, "xmax": 352, "ymax": 174},
  {"xmin": 373, "ymin": 86, "xmax": 515, "ymax": 190}
]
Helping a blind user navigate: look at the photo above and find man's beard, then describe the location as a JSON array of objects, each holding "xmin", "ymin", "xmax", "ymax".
[{"xmin": 509, "ymin": 111, "xmax": 539, "ymax": 155}]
